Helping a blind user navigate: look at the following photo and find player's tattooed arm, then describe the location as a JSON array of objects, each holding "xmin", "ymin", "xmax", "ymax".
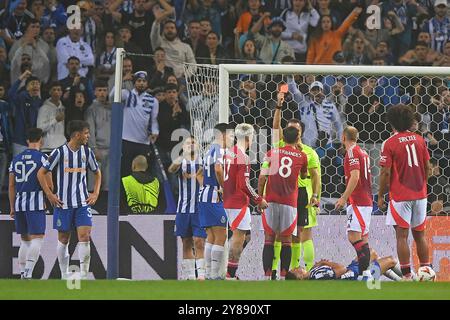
[
  {"xmin": 273, "ymin": 92, "xmax": 285, "ymax": 144},
  {"xmin": 196, "ymin": 168, "xmax": 204, "ymax": 186},
  {"xmin": 8, "ymin": 173, "xmax": 15, "ymax": 218},
  {"xmin": 309, "ymin": 167, "xmax": 320, "ymax": 206},
  {"xmin": 215, "ymin": 163, "xmax": 224, "ymax": 188}
]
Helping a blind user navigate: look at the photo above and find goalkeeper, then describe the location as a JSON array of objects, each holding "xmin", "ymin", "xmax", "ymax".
[{"xmin": 271, "ymin": 88, "xmax": 321, "ymax": 278}]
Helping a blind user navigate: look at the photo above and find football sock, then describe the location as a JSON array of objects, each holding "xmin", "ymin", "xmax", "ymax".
[
  {"xmin": 24, "ymin": 238, "xmax": 43, "ymax": 279},
  {"xmin": 384, "ymin": 269, "xmax": 402, "ymax": 281},
  {"xmin": 211, "ymin": 245, "xmax": 225, "ymax": 279},
  {"xmin": 271, "ymin": 241, "xmax": 281, "ymax": 271},
  {"xmin": 290, "ymin": 242, "xmax": 301, "ymax": 270},
  {"xmin": 204, "ymin": 242, "xmax": 212, "ymax": 279},
  {"xmin": 400, "ymin": 263, "xmax": 411, "ymax": 276},
  {"xmin": 227, "ymin": 260, "xmax": 238, "ymax": 278},
  {"xmin": 302, "ymin": 240, "xmax": 315, "ymax": 271},
  {"xmin": 352, "ymin": 240, "xmax": 370, "ymax": 274},
  {"xmin": 263, "ymin": 241, "xmax": 275, "ymax": 278},
  {"xmin": 182, "ymin": 259, "xmax": 196, "ymax": 280},
  {"xmin": 78, "ymin": 242, "xmax": 91, "ymax": 279},
  {"xmin": 57, "ymin": 241, "xmax": 69, "ymax": 279},
  {"xmin": 420, "ymin": 262, "xmax": 431, "ymax": 267},
  {"xmin": 196, "ymin": 258, "xmax": 206, "ymax": 279},
  {"xmin": 280, "ymin": 242, "xmax": 292, "ymax": 279},
  {"xmin": 392, "ymin": 262, "xmax": 403, "ymax": 277},
  {"xmin": 19, "ymin": 240, "xmax": 31, "ymax": 275}
]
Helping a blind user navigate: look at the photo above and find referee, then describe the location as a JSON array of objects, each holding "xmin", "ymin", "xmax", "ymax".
[
  {"xmin": 111, "ymin": 71, "xmax": 160, "ymax": 177},
  {"xmin": 271, "ymin": 90, "xmax": 322, "ymax": 278}
]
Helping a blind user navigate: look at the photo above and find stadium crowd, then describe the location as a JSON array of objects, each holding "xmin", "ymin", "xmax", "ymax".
[{"xmin": 0, "ymin": 0, "xmax": 449, "ymax": 215}]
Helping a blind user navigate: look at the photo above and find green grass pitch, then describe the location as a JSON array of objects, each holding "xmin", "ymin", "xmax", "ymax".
[{"xmin": 1, "ymin": 280, "xmax": 450, "ymax": 300}]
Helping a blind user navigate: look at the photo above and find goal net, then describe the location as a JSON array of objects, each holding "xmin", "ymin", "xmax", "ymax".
[{"xmin": 184, "ymin": 63, "xmax": 450, "ymax": 280}]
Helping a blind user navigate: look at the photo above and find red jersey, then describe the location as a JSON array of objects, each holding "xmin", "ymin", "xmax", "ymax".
[
  {"xmin": 264, "ymin": 146, "xmax": 308, "ymax": 207},
  {"xmin": 344, "ymin": 144, "xmax": 373, "ymax": 206},
  {"xmin": 223, "ymin": 145, "xmax": 262, "ymax": 209},
  {"xmin": 379, "ymin": 131, "xmax": 430, "ymax": 202}
]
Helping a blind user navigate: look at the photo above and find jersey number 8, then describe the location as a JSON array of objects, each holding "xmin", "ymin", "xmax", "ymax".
[{"xmin": 279, "ymin": 157, "xmax": 293, "ymax": 178}]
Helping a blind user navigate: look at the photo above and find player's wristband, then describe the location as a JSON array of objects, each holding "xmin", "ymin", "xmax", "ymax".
[
  {"xmin": 275, "ymin": 106, "xmax": 282, "ymax": 110},
  {"xmin": 312, "ymin": 194, "xmax": 318, "ymax": 198}
]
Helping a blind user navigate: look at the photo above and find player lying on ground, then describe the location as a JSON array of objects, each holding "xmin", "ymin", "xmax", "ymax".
[
  {"xmin": 198, "ymin": 123, "xmax": 234, "ymax": 280},
  {"xmin": 169, "ymin": 137, "xmax": 206, "ymax": 280},
  {"xmin": 38, "ymin": 120, "xmax": 101, "ymax": 280},
  {"xmin": 258, "ymin": 126, "xmax": 308, "ymax": 280},
  {"xmin": 335, "ymin": 126, "xmax": 373, "ymax": 278},
  {"xmin": 286, "ymin": 249, "xmax": 403, "ymax": 281},
  {"xmin": 224, "ymin": 123, "xmax": 267, "ymax": 280},
  {"xmin": 9, "ymin": 128, "xmax": 52, "ymax": 279},
  {"xmin": 378, "ymin": 104, "xmax": 432, "ymax": 280},
  {"xmin": 271, "ymin": 90, "xmax": 321, "ymax": 278}
]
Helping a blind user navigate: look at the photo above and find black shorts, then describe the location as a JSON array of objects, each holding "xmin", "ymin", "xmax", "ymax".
[{"xmin": 297, "ymin": 187, "xmax": 309, "ymax": 227}]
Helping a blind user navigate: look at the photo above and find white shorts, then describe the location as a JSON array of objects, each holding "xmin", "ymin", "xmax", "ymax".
[
  {"xmin": 386, "ymin": 198, "xmax": 427, "ymax": 231},
  {"xmin": 262, "ymin": 202, "xmax": 297, "ymax": 236},
  {"xmin": 225, "ymin": 207, "xmax": 251, "ymax": 231},
  {"xmin": 346, "ymin": 205, "xmax": 372, "ymax": 236}
]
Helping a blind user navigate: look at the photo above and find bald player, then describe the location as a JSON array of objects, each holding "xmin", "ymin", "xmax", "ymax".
[{"xmin": 335, "ymin": 126, "xmax": 373, "ymax": 277}]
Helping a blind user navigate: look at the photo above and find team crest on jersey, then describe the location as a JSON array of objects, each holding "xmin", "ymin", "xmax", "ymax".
[
  {"xmin": 57, "ymin": 219, "xmax": 62, "ymax": 227},
  {"xmin": 221, "ymin": 215, "xmax": 226, "ymax": 224},
  {"xmin": 82, "ymin": 155, "xmax": 86, "ymax": 163}
]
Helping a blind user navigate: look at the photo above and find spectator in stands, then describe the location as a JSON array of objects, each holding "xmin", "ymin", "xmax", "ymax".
[
  {"xmin": 183, "ymin": 0, "xmax": 222, "ymax": 36},
  {"xmin": 230, "ymin": 76, "xmax": 267, "ymax": 127},
  {"xmin": 150, "ymin": 85, "xmax": 166, "ymax": 104},
  {"xmin": 155, "ymin": 83, "xmax": 189, "ymax": 190},
  {"xmin": 234, "ymin": 38, "xmax": 260, "ymax": 63},
  {"xmin": 184, "ymin": 20, "xmax": 209, "ymax": 59},
  {"xmin": 288, "ymin": 77, "xmax": 343, "ymax": 152},
  {"xmin": 9, "ymin": 19, "xmax": 50, "ymax": 85},
  {"xmin": 0, "ymin": 0, "xmax": 34, "ymax": 47},
  {"xmin": 166, "ymin": 73, "xmax": 188, "ymax": 107},
  {"xmin": 326, "ymin": 75, "xmax": 347, "ymax": 125},
  {"xmin": 95, "ymin": 31, "xmax": 117, "ymax": 82},
  {"xmin": 40, "ymin": 0, "xmax": 67, "ymax": 31},
  {"xmin": 78, "ymin": 0, "xmax": 103, "ymax": 55},
  {"xmin": 109, "ymin": 0, "xmax": 162, "ymax": 54},
  {"xmin": 85, "ymin": 80, "xmax": 111, "ymax": 192},
  {"xmin": 422, "ymin": 0, "xmax": 449, "ymax": 54},
  {"xmin": 315, "ymin": 0, "xmax": 342, "ymax": 27},
  {"xmin": 280, "ymin": 0, "xmax": 320, "ymax": 63},
  {"xmin": 112, "ymin": 71, "xmax": 159, "ymax": 177},
  {"xmin": 36, "ymin": 81, "xmax": 66, "ymax": 154},
  {"xmin": 64, "ymin": 89, "xmax": 88, "ymax": 138},
  {"xmin": 248, "ymin": 16, "xmax": 295, "ymax": 64},
  {"xmin": 41, "ymin": 26, "xmax": 57, "ymax": 82},
  {"xmin": 399, "ymin": 41, "xmax": 435, "ymax": 65},
  {"xmin": 56, "ymin": 27, "xmax": 94, "ymax": 80},
  {"xmin": 60, "ymin": 56, "xmax": 94, "ymax": 105},
  {"xmin": 8, "ymin": 71, "xmax": 42, "ymax": 156},
  {"xmin": 199, "ymin": 31, "xmax": 230, "ymax": 65},
  {"xmin": 120, "ymin": 155, "xmax": 165, "ymax": 214},
  {"xmin": 343, "ymin": 30, "xmax": 375, "ymax": 65},
  {"xmin": 374, "ymin": 40, "xmax": 395, "ymax": 65},
  {"xmin": 151, "ymin": 18, "xmax": 196, "ymax": 79},
  {"xmin": 434, "ymin": 40, "xmax": 450, "ymax": 66},
  {"xmin": 364, "ymin": 10, "xmax": 405, "ymax": 50},
  {"xmin": 216, "ymin": 0, "xmax": 238, "ymax": 51},
  {"xmin": 0, "ymin": 46, "xmax": 10, "ymax": 84},
  {"xmin": 0, "ymin": 84, "xmax": 12, "ymax": 192},
  {"xmin": 117, "ymin": 24, "xmax": 145, "ymax": 70},
  {"xmin": 306, "ymin": 7, "xmax": 362, "ymax": 65},
  {"xmin": 381, "ymin": 0, "xmax": 419, "ymax": 60},
  {"xmin": 148, "ymin": 47, "xmax": 174, "ymax": 89},
  {"xmin": 235, "ymin": 0, "xmax": 270, "ymax": 35},
  {"xmin": 345, "ymin": 76, "xmax": 387, "ymax": 192}
]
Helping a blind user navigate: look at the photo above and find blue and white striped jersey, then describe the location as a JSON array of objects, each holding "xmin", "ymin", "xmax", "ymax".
[
  {"xmin": 8, "ymin": 149, "xmax": 47, "ymax": 212},
  {"xmin": 176, "ymin": 157, "xmax": 202, "ymax": 214},
  {"xmin": 121, "ymin": 89, "xmax": 159, "ymax": 145},
  {"xmin": 43, "ymin": 144, "xmax": 99, "ymax": 209},
  {"xmin": 309, "ymin": 265, "xmax": 336, "ymax": 280},
  {"xmin": 199, "ymin": 143, "xmax": 224, "ymax": 204}
]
